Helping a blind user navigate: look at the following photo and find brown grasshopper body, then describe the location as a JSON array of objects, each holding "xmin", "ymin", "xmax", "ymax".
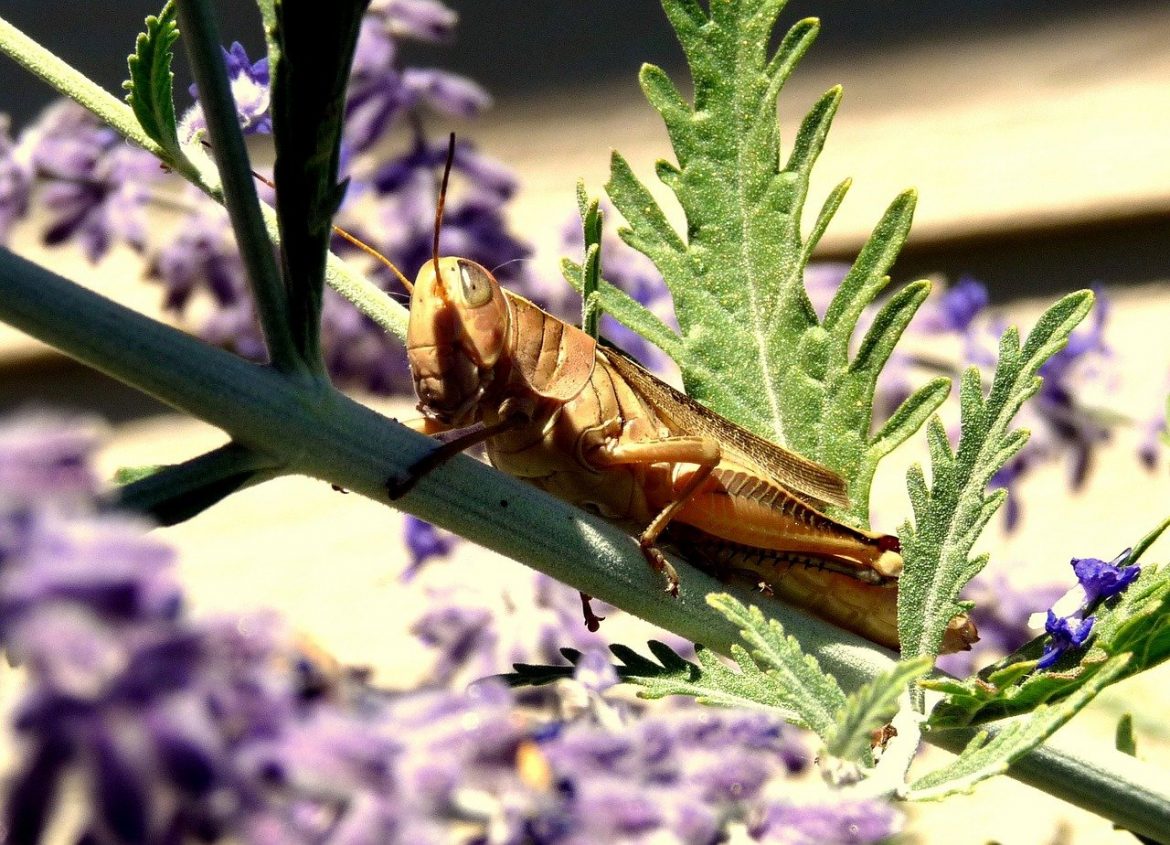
[{"xmin": 398, "ymin": 256, "xmax": 976, "ymax": 654}]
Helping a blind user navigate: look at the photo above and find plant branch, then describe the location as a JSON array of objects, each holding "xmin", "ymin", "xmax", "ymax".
[
  {"xmin": 0, "ymin": 14, "xmax": 408, "ymax": 344},
  {"xmin": 0, "ymin": 246, "xmax": 1166, "ymax": 833},
  {"xmin": 176, "ymin": 0, "xmax": 304, "ymax": 375}
]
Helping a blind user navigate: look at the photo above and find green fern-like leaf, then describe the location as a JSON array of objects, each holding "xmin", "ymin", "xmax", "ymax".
[
  {"xmin": 898, "ymin": 291, "xmax": 1094, "ymax": 661},
  {"xmin": 502, "ymin": 641, "xmax": 805, "ymax": 726},
  {"xmin": 824, "ymin": 655, "xmax": 932, "ymax": 764},
  {"xmin": 564, "ymin": 1, "xmax": 946, "ymax": 525},
  {"xmin": 123, "ymin": 0, "xmax": 183, "ymax": 161},
  {"xmin": 707, "ymin": 593, "xmax": 846, "ymax": 738}
]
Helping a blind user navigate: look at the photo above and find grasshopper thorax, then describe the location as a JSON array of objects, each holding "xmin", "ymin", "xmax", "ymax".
[{"xmin": 406, "ymin": 257, "xmax": 510, "ymax": 424}]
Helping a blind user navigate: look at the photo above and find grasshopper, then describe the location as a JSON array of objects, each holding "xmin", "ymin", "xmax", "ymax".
[{"xmin": 378, "ymin": 139, "xmax": 976, "ymax": 654}]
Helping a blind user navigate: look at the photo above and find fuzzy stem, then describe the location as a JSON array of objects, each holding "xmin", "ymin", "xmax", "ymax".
[{"xmin": 176, "ymin": 0, "xmax": 305, "ymax": 375}]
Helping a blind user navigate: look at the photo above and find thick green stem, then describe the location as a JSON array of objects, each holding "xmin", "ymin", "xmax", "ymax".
[
  {"xmin": 0, "ymin": 246, "xmax": 1168, "ymax": 836},
  {"xmin": 176, "ymin": 0, "xmax": 304, "ymax": 375}
]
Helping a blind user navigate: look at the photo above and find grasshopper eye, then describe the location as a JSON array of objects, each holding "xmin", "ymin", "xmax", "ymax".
[{"xmin": 458, "ymin": 261, "xmax": 493, "ymax": 307}]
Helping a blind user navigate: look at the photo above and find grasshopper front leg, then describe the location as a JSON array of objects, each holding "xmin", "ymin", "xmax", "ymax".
[
  {"xmin": 590, "ymin": 434, "xmax": 721, "ymax": 596},
  {"xmin": 386, "ymin": 399, "xmax": 532, "ymax": 500}
]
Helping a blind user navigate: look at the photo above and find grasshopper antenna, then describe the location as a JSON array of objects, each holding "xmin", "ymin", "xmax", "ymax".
[{"xmin": 432, "ymin": 132, "xmax": 457, "ymax": 283}]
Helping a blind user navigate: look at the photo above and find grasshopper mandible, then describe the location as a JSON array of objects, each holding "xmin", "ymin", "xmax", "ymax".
[{"xmin": 379, "ymin": 137, "xmax": 976, "ymax": 654}]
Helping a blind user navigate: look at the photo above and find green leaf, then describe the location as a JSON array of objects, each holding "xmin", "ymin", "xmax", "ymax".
[
  {"xmin": 909, "ymin": 654, "xmax": 1129, "ymax": 800},
  {"xmin": 110, "ymin": 441, "xmax": 277, "ymax": 525},
  {"xmin": 1116, "ymin": 713, "xmax": 1137, "ymax": 757},
  {"xmin": 708, "ymin": 593, "xmax": 846, "ymax": 739},
  {"xmin": 594, "ymin": 4, "xmax": 937, "ymax": 533},
  {"xmin": 501, "ymin": 641, "xmax": 805, "ymax": 726},
  {"xmin": 112, "ymin": 464, "xmax": 166, "ymax": 485},
  {"xmin": 824, "ymin": 655, "xmax": 932, "ymax": 763},
  {"xmin": 123, "ymin": 1, "xmax": 183, "ymax": 161},
  {"xmin": 270, "ymin": 0, "xmax": 370, "ymax": 366},
  {"xmin": 898, "ymin": 291, "xmax": 1094, "ymax": 662}
]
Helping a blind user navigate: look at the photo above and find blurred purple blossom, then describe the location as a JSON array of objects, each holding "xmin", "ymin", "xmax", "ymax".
[
  {"xmin": 751, "ymin": 797, "xmax": 902, "ymax": 844},
  {"xmin": 0, "ymin": 100, "xmax": 162, "ymax": 262},
  {"xmin": 0, "ymin": 115, "xmax": 32, "ymax": 243},
  {"xmin": 411, "ymin": 572, "xmax": 613, "ymax": 688},
  {"xmin": 0, "ymin": 414, "xmax": 895, "ymax": 844},
  {"xmin": 401, "ymin": 514, "xmax": 456, "ymax": 580},
  {"xmin": 372, "ymin": 0, "xmax": 459, "ymax": 42}
]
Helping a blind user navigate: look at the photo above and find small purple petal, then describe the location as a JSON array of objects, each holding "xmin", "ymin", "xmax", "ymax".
[
  {"xmin": 401, "ymin": 515, "xmax": 456, "ymax": 579},
  {"xmin": 754, "ymin": 798, "xmax": 903, "ymax": 844},
  {"xmin": 1072, "ymin": 549, "xmax": 1139, "ymax": 605},
  {"xmin": 371, "ymin": 0, "xmax": 459, "ymax": 43},
  {"xmin": 1038, "ymin": 611, "xmax": 1096, "ymax": 670}
]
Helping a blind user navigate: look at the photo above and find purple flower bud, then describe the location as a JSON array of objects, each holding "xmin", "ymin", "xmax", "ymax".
[
  {"xmin": 21, "ymin": 100, "xmax": 160, "ymax": 262},
  {"xmin": 402, "ymin": 68, "xmax": 492, "ymax": 117},
  {"xmin": 0, "ymin": 114, "xmax": 33, "ymax": 243},
  {"xmin": 1072, "ymin": 549, "xmax": 1139, "ymax": 605},
  {"xmin": 572, "ymin": 648, "xmax": 618, "ymax": 694},
  {"xmin": 401, "ymin": 515, "xmax": 456, "ymax": 579},
  {"xmin": 916, "ymin": 276, "xmax": 988, "ymax": 335},
  {"xmin": 1038, "ymin": 611, "xmax": 1096, "ymax": 670},
  {"xmin": 182, "ymin": 42, "xmax": 271, "ymax": 142},
  {"xmin": 372, "ymin": 0, "xmax": 459, "ymax": 43},
  {"xmin": 753, "ymin": 797, "xmax": 903, "ymax": 844}
]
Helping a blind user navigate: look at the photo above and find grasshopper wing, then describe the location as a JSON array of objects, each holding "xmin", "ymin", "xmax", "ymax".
[{"xmin": 600, "ymin": 347, "xmax": 850, "ymax": 508}]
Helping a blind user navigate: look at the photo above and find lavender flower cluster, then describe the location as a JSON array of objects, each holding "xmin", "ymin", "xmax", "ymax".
[
  {"xmin": 0, "ymin": 0, "xmax": 537, "ymax": 396},
  {"xmin": 0, "ymin": 413, "xmax": 901, "ymax": 844}
]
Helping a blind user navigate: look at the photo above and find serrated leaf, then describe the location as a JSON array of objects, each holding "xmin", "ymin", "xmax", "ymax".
[
  {"xmin": 270, "ymin": 0, "xmax": 370, "ymax": 364},
  {"xmin": 593, "ymin": 3, "xmax": 935, "ymax": 537},
  {"xmin": 909, "ymin": 654, "xmax": 1129, "ymax": 799},
  {"xmin": 708, "ymin": 593, "xmax": 846, "ymax": 738},
  {"xmin": 123, "ymin": 1, "xmax": 183, "ymax": 160},
  {"xmin": 869, "ymin": 377, "xmax": 951, "ymax": 459},
  {"xmin": 899, "ymin": 291, "xmax": 1095, "ymax": 661},
  {"xmin": 824, "ymin": 655, "xmax": 932, "ymax": 763},
  {"xmin": 501, "ymin": 640, "xmax": 805, "ymax": 726}
]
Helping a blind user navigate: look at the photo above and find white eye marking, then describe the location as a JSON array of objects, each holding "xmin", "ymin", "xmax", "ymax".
[{"xmin": 459, "ymin": 263, "xmax": 493, "ymax": 307}]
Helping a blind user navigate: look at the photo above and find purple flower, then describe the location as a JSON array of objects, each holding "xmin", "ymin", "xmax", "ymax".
[
  {"xmin": 915, "ymin": 275, "xmax": 988, "ymax": 335},
  {"xmin": 1038, "ymin": 611, "xmax": 1096, "ymax": 670},
  {"xmin": 573, "ymin": 648, "xmax": 619, "ymax": 694},
  {"xmin": 0, "ymin": 114, "xmax": 33, "ymax": 243},
  {"xmin": 181, "ymin": 42, "xmax": 272, "ymax": 142},
  {"xmin": 12, "ymin": 100, "xmax": 162, "ymax": 262},
  {"xmin": 752, "ymin": 797, "xmax": 903, "ymax": 844},
  {"xmin": 1071, "ymin": 548, "xmax": 1139, "ymax": 606},
  {"xmin": 372, "ymin": 0, "xmax": 459, "ymax": 43},
  {"xmin": 401, "ymin": 515, "xmax": 457, "ymax": 579},
  {"xmin": 401, "ymin": 67, "xmax": 491, "ymax": 117}
]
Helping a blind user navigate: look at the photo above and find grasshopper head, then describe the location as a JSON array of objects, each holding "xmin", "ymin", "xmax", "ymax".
[{"xmin": 406, "ymin": 257, "xmax": 510, "ymax": 424}]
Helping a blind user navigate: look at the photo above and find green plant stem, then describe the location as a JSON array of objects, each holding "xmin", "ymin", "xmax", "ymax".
[
  {"xmin": 0, "ymin": 14, "xmax": 198, "ymax": 183},
  {"xmin": 0, "ymin": 14, "xmax": 408, "ymax": 345},
  {"xmin": 175, "ymin": 0, "xmax": 304, "ymax": 375},
  {"xmin": 1, "ymin": 246, "xmax": 1167, "ymax": 835},
  {"xmin": 930, "ymin": 726, "xmax": 1170, "ymax": 843}
]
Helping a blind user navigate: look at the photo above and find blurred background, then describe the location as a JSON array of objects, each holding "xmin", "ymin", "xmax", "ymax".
[{"xmin": 0, "ymin": 3, "xmax": 1169, "ymax": 842}]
